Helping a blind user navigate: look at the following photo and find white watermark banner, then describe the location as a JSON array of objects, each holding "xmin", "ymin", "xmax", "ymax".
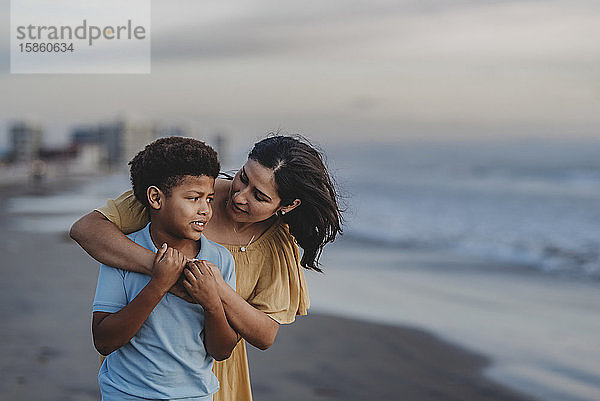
[{"xmin": 11, "ymin": 0, "xmax": 151, "ymax": 73}]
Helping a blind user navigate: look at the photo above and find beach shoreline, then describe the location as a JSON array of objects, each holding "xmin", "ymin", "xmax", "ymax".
[
  {"xmin": 0, "ymin": 223, "xmax": 539, "ymax": 401},
  {"xmin": 1, "ymin": 178, "xmax": 597, "ymax": 400},
  {"xmin": 248, "ymin": 313, "xmax": 538, "ymax": 401},
  {"xmin": 307, "ymin": 239, "xmax": 600, "ymax": 401}
]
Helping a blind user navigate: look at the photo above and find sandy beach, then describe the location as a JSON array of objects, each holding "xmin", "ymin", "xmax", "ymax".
[
  {"xmin": 307, "ymin": 240, "xmax": 600, "ymax": 401},
  {"xmin": 0, "ymin": 178, "xmax": 595, "ymax": 401},
  {"xmin": 247, "ymin": 313, "xmax": 538, "ymax": 401},
  {"xmin": 0, "ymin": 229, "xmax": 537, "ymax": 401}
]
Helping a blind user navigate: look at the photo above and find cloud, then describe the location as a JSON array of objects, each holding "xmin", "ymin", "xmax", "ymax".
[
  {"xmin": 148, "ymin": 0, "xmax": 482, "ymax": 62},
  {"xmin": 147, "ymin": 0, "xmax": 600, "ymax": 65},
  {"xmin": 2, "ymin": 0, "xmax": 600, "ymax": 143}
]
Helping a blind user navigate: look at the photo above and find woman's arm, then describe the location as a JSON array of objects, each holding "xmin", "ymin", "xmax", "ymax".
[
  {"xmin": 73, "ymin": 211, "xmax": 278, "ymax": 349},
  {"xmin": 70, "ymin": 211, "xmax": 155, "ymax": 274},
  {"xmin": 208, "ymin": 263, "xmax": 279, "ymax": 350},
  {"xmin": 183, "ymin": 261, "xmax": 238, "ymax": 360},
  {"xmin": 92, "ymin": 246, "xmax": 186, "ymax": 355},
  {"xmin": 71, "ymin": 211, "xmax": 196, "ymax": 302}
]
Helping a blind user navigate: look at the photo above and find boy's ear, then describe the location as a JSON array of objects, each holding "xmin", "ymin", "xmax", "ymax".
[{"xmin": 147, "ymin": 186, "xmax": 163, "ymax": 210}]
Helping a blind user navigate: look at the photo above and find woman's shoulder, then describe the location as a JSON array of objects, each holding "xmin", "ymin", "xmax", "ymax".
[
  {"xmin": 245, "ymin": 221, "xmax": 310, "ymax": 322},
  {"xmin": 253, "ymin": 220, "xmax": 295, "ymax": 249},
  {"xmin": 248, "ymin": 221, "xmax": 301, "ymax": 270}
]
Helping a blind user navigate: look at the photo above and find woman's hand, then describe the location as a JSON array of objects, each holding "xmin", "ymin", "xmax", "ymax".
[
  {"xmin": 204, "ymin": 260, "xmax": 227, "ymax": 287},
  {"xmin": 150, "ymin": 244, "xmax": 187, "ymax": 293},
  {"xmin": 183, "ymin": 260, "xmax": 221, "ymax": 311}
]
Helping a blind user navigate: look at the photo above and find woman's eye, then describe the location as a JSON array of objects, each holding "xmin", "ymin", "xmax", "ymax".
[{"xmin": 207, "ymin": 198, "xmax": 213, "ymax": 203}]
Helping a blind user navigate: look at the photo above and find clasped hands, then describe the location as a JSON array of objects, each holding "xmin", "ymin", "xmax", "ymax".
[{"xmin": 151, "ymin": 244, "xmax": 224, "ymax": 305}]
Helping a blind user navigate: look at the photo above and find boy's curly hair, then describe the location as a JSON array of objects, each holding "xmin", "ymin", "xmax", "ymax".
[{"xmin": 129, "ymin": 136, "xmax": 220, "ymax": 208}]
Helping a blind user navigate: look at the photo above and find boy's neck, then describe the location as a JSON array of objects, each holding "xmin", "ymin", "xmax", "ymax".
[{"xmin": 149, "ymin": 222, "xmax": 200, "ymax": 259}]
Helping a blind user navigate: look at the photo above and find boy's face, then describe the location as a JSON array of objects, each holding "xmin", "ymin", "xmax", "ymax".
[{"xmin": 155, "ymin": 175, "xmax": 215, "ymax": 242}]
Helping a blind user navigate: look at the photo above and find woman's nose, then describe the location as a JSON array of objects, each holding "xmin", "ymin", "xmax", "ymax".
[{"xmin": 232, "ymin": 189, "xmax": 249, "ymax": 204}]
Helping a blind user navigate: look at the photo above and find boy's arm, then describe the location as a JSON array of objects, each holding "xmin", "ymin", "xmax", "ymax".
[
  {"xmin": 71, "ymin": 211, "xmax": 155, "ymax": 274},
  {"xmin": 183, "ymin": 261, "xmax": 238, "ymax": 361},
  {"xmin": 92, "ymin": 245, "xmax": 186, "ymax": 355}
]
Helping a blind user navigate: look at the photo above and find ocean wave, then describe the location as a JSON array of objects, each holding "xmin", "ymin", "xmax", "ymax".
[{"xmin": 342, "ymin": 229, "xmax": 600, "ymax": 278}]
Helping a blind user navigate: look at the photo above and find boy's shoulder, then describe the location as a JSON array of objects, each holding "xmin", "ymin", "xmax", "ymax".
[
  {"xmin": 98, "ymin": 225, "xmax": 152, "ymax": 277},
  {"xmin": 203, "ymin": 236, "xmax": 230, "ymax": 255},
  {"xmin": 199, "ymin": 236, "xmax": 235, "ymax": 285},
  {"xmin": 201, "ymin": 236, "xmax": 234, "ymax": 267},
  {"xmin": 126, "ymin": 223, "xmax": 154, "ymax": 251}
]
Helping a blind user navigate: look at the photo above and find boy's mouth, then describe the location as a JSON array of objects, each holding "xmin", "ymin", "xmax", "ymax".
[{"xmin": 191, "ymin": 221, "xmax": 206, "ymax": 231}]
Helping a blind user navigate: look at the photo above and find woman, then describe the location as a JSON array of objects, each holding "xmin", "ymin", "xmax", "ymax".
[{"xmin": 70, "ymin": 135, "xmax": 343, "ymax": 401}]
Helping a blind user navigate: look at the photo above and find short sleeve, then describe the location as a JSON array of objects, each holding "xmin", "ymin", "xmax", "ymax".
[
  {"xmin": 220, "ymin": 250, "xmax": 236, "ymax": 293},
  {"xmin": 93, "ymin": 265, "xmax": 128, "ymax": 314},
  {"xmin": 246, "ymin": 224, "xmax": 310, "ymax": 325},
  {"xmin": 95, "ymin": 190, "xmax": 149, "ymax": 235}
]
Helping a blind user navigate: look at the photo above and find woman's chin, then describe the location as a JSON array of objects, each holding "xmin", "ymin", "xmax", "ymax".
[{"xmin": 226, "ymin": 204, "xmax": 246, "ymax": 220}]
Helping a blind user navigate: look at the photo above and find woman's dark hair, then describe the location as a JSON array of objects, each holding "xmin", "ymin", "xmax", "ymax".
[
  {"xmin": 248, "ymin": 135, "xmax": 343, "ymax": 272},
  {"xmin": 129, "ymin": 136, "xmax": 220, "ymax": 209}
]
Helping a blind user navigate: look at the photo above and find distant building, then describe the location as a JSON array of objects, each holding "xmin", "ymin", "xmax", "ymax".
[
  {"xmin": 96, "ymin": 118, "xmax": 158, "ymax": 167},
  {"xmin": 212, "ymin": 132, "xmax": 229, "ymax": 168},
  {"xmin": 9, "ymin": 121, "xmax": 42, "ymax": 163},
  {"xmin": 121, "ymin": 119, "xmax": 159, "ymax": 165},
  {"xmin": 97, "ymin": 117, "xmax": 188, "ymax": 168},
  {"xmin": 69, "ymin": 126, "xmax": 102, "ymax": 173},
  {"xmin": 69, "ymin": 118, "xmax": 190, "ymax": 170},
  {"xmin": 72, "ymin": 127, "xmax": 100, "ymax": 145},
  {"xmin": 97, "ymin": 122, "xmax": 121, "ymax": 166}
]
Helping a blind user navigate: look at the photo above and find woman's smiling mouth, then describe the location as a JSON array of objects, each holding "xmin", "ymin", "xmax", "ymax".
[{"xmin": 231, "ymin": 203, "xmax": 247, "ymax": 214}]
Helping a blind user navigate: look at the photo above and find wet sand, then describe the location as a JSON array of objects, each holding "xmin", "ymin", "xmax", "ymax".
[
  {"xmin": 0, "ymin": 181, "xmax": 539, "ymax": 401},
  {"xmin": 248, "ymin": 314, "xmax": 538, "ymax": 401}
]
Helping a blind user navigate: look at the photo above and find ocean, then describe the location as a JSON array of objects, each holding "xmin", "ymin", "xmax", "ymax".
[{"xmin": 328, "ymin": 138, "xmax": 600, "ymax": 278}]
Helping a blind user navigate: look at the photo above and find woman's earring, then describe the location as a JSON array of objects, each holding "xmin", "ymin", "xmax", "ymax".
[{"xmin": 277, "ymin": 210, "xmax": 286, "ymax": 217}]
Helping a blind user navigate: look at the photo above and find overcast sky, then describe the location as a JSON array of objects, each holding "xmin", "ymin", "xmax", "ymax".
[{"xmin": 1, "ymin": 0, "xmax": 599, "ymax": 148}]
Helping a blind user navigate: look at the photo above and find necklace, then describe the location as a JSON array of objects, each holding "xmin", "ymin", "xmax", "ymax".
[
  {"xmin": 240, "ymin": 235, "xmax": 255, "ymax": 252},
  {"xmin": 232, "ymin": 224, "xmax": 255, "ymax": 252}
]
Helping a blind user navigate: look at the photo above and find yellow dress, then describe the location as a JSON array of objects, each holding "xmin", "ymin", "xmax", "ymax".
[{"xmin": 95, "ymin": 190, "xmax": 310, "ymax": 401}]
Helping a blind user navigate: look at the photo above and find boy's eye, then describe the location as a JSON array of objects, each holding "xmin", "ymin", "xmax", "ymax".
[
  {"xmin": 207, "ymin": 197, "xmax": 213, "ymax": 203},
  {"xmin": 254, "ymin": 192, "xmax": 267, "ymax": 202}
]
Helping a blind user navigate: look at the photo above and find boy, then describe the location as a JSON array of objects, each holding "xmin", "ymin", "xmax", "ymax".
[{"xmin": 92, "ymin": 137, "xmax": 237, "ymax": 400}]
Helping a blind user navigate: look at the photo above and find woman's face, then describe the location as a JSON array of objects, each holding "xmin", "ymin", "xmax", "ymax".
[{"xmin": 226, "ymin": 159, "xmax": 283, "ymax": 223}]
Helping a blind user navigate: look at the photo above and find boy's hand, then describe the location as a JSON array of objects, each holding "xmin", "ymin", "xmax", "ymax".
[
  {"xmin": 150, "ymin": 244, "xmax": 186, "ymax": 293},
  {"xmin": 182, "ymin": 260, "xmax": 221, "ymax": 310}
]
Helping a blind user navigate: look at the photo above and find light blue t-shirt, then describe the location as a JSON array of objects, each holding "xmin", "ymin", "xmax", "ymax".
[{"xmin": 93, "ymin": 223, "xmax": 236, "ymax": 401}]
